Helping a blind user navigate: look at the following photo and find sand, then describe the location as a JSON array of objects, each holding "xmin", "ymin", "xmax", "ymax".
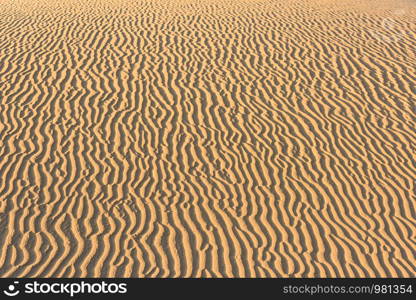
[{"xmin": 0, "ymin": 0, "xmax": 415, "ymax": 277}]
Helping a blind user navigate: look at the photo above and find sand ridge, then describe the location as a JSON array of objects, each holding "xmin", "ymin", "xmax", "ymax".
[{"xmin": 0, "ymin": 0, "xmax": 415, "ymax": 277}]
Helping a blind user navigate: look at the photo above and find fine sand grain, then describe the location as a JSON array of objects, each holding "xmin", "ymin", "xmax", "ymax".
[{"xmin": 0, "ymin": 0, "xmax": 415, "ymax": 277}]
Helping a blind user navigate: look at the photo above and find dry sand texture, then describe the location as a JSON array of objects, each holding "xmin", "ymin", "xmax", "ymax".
[{"xmin": 0, "ymin": 0, "xmax": 415, "ymax": 277}]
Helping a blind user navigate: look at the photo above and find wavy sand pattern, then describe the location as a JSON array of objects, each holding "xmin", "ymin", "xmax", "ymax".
[{"xmin": 0, "ymin": 0, "xmax": 415, "ymax": 277}]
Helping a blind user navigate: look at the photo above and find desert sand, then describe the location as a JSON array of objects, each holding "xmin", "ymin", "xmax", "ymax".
[{"xmin": 0, "ymin": 0, "xmax": 415, "ymax": 277}]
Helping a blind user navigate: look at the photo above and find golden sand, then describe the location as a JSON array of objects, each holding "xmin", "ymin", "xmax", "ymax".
[{"xmin": 0, "ymin": 0, "xmax": 415, "ymax": 277}]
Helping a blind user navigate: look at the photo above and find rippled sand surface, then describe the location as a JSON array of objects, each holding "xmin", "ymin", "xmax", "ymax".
[{"xmin": 0, "ymin": 0, "xmax": 415, "ymax": 277}]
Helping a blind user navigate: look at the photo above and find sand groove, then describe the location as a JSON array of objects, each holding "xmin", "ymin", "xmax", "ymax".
[{"xmin": 0, "ymin": 0, "xmax": 415, "ymax": 277}]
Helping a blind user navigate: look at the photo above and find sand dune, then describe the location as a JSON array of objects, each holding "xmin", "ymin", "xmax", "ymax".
[{"xmin": 0, "ymin": 0, "xmax": 415, "ymax": 277}]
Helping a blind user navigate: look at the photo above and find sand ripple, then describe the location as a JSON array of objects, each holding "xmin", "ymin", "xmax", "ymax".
[{"xmin": 0, "ymin": 0, "xmax": 415, "ymax": 277}]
